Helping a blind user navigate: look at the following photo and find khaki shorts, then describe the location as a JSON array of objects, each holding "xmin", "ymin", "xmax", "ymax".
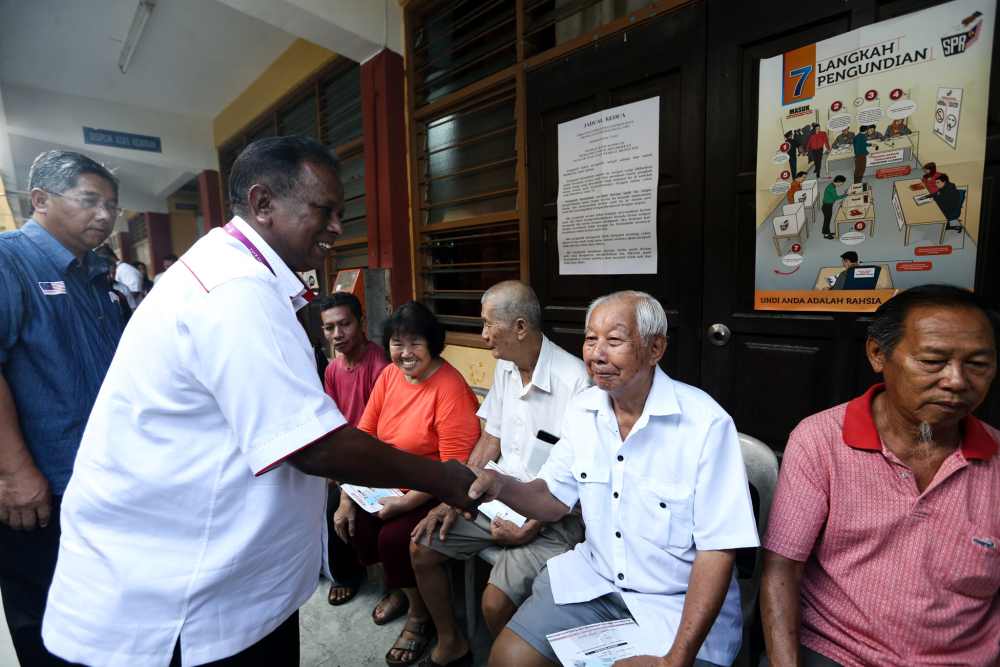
[{"xmin": 421, "ymin": 512, "xmax": 585, "ymax": 606}]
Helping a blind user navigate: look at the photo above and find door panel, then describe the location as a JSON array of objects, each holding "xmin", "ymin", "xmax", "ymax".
[
  {"xmin": 527, "ymin": 3, "xmax": 706, "ymax": 385},
  {"xmin": 703, "ymin": 0, "xmax": 1000, "ymax": 450}
]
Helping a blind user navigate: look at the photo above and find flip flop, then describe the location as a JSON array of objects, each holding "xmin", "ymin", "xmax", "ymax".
[
  {"xmin": 327, "ymin": 582, "xmax": 359, "ymax": 606},
  {"xmin": 385, "ymin": 617, "xmax": 435, "ymax": 666},
  {"xmin": 372, "ymin": 590, "xmax": 410, "ymax": 626},
  {"xmin": 419, "ymin": 650, "xmax": 473, "ymax": 667}
]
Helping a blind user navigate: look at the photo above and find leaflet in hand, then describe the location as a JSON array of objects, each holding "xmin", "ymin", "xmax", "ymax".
[
  {"xmin": 340, "ymin": 484, "xmax": 403, "ymax": 514},
  {"xmin": 477, "ymin": 461, "xmax": 527, "ymax": 528},
  {"xmin": 547, "ymin": 618, "xmax": 642, "ymax": 667}
]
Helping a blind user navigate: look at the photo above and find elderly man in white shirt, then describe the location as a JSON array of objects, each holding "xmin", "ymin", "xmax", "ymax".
[
  {"xmin": 40, "ymin": 136, "xmax": 478, "ymax": 667},
  {"xmin": 409, "ymin": 280, "xmax": 590, "ymax": 667},
  {"xmin": 471, "ymin": 290, "xmax": 759, "ymax": 667}
]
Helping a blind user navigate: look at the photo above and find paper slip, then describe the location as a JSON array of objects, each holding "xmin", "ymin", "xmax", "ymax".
[
  {"xmin": 340, "ymin": 484, "xmax": 403, "ymax": 514},
  {"xmin": 477, "ymin": 461, "xmax": 527, "ymax": 528},
  {"xmin": 547, "ymin": 618, "xmax": 642, "ymax": 667}
]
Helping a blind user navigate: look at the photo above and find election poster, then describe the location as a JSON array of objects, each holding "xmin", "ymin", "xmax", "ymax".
[
  {"xmin": 754, "ymin": 0, "xmax": 994, "ymax": 312},
  {"xmin": 557, "ymin": 97, "xmax": 659, "ymax": 275}
]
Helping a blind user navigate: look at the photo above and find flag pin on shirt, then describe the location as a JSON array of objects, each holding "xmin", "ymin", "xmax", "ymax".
[{"xmin": 38, "ymin": 281, "xmax": 66, "ymax": 295}]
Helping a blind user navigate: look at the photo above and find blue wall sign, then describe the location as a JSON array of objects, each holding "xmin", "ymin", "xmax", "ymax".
[{"xmin": 83, "ymin": 127, "xmax": 162, "ymax": 153}]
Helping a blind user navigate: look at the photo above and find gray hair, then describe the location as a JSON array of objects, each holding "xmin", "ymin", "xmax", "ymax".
[
  {"xmin": 481, "ymin": 280, "xmax": 542, "ymax": 331},
  {"xmin": 28, "ymin": 150, "xmax": 118, "ymax": 199},
  {"xmin": 585, "ymin": 290, "xmax": 669, "ymax": 343}
]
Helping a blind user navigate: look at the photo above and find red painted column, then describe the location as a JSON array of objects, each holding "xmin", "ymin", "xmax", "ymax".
[
  {"xmin": 145, "ymin": 212, "xmax": 172, "ymax": 276},
  {"xmin": 198, "ymin": 170, "xmax": 225, "ymax": 229},
  {"xmin": 361, "ymin": 49, "xmax": 413, "ymax": 307}
]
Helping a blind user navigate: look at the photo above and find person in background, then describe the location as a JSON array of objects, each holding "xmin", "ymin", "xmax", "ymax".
[
  {"xmin": 852, "ymin": 125, "xmax": 870, "ymax": 184},
  {"xmin": 786, "ymin": 171, "xmax": 807, "ymax": 205},
  {"xmin": 805, "ymin": 122, "xmax": 830, "ymax": 178},
  {"xmin": 883, "ymin": 118, "xmax": 911, "ymax": 138},
  {"xmin": 133, "ymin": 261, "xmax": 153, "ymax": 293},
  {"xmin": 335, "ymin": 300, "xmax": 480, "ymax": 666},
  {"xmin": 470, "ymin": 291, "xmax": 759, "ymax": 667},
  {"xmin": 920, "ymin": 162, "xmax": 941, "ymax": 194},
  {"xmin": 409, "ymin": 281, "xmax": 590, "ymax": 667},
  {"xmin": 930, "ymin": 173, "xmax": 964, "ymax": 234},
  {"xmin": 831, "ymin": 127, "xmax": 855, "ymax": 150},
  {"xmin": 0, "ymin": 150, "xmax": 125, "ymax": 666},
  {"xmin": 761, "ymin": 285, "xmax": 999, "ymax": 667},
  {"xmin": 320, "ymin": 291, "xmax": 389, "ymax": 606},
  {"xmin": 94, "ymin": 245, "xmax": 134, "ymax": 324},
  {"xmin": 783, "ymin": 131, "xmax": 799, "ymax": 176},
  {"xmin": 821, "ymin": 175, "xmax": 848, "ymax": 240},
  {"xmin": 114, "ymin": 250, "xmax": 144, "ymax": 308},
  {"xmin": 864, "ymin": 124, "xmax": 884, "ymax": 142},
  {"xmin": 153, "ymin": 254, "xmax": 177, "ymax": 284},
  {"xmin": 41, "ymin": 137, "xmax": 480, "ymax": 667},
  {"xmin": 830, "ymin": 251, "xmax": 860, "ymax": 290}
]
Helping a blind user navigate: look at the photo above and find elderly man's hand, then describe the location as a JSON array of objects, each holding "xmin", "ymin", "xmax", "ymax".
[
  {"xmin": 464, "ymin": 467, "xmax": 504, "ymax": 519},
  {"xmin": 411, "ymin": 502, "xmax": 459, "ymax": 544},
  {"xmin": 333, "ymin": 497, "xmax": 357, "ymax": 542},
  {"xmin": 376, "ymin": 494, "xmax": 408, "ymax": 521},
  {"xmin": 0, "ymin": 463, "xmax": 51, "ymax": 531},
  {"xmin": 490, "ymin": 518, "xmax": 542, "ymax": 546}
]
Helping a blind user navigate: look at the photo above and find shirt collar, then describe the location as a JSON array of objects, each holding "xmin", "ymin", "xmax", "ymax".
[
  {"xmin": 578, "ymin": 365, "xmax": 681, "ymax": 421},
  {"xmin": 843, "ymin": 383, "xmax": 997, "ymax": 460},
  {"xmin": 528, "ymin": 335, "xmax": 555, "ymax": 393},
  {"xmin": 229, "ymin": 216, "xmax": 311, "ymax": 310},
  {"xmin": 22, "ymin": 219, "xmax": 77, "ymax": 272}
]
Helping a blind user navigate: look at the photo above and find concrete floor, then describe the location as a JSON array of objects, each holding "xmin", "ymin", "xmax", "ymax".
[{"xmin": 0, "ymin": 566, "xmax": 494, "ymax": 667}]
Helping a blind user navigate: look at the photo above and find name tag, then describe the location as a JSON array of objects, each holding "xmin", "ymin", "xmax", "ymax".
[{"xmin": 854, "ymin": 267, "xmax": 876, "ymax": 279}]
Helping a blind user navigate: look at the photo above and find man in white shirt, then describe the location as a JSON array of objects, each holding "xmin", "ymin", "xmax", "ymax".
[
  {"xmin": 410, "ymin": 280, "xmax": 590, "ymax": 666},
  {"xmin": 113, "ymin": 253, "xmax": 144, "ymax": 307},
  {"xmin": 41, "ymin": 136, "xmax": 478, "ymax": 667},
  {"xmin": 471, "ymin": 291, "xmax": 759, "ymax": 667}
]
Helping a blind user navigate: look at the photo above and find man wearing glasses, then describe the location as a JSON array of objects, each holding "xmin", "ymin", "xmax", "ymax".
[{"xmin": 0, "ymin": 150, "xmax": 126, "ymax": 665}]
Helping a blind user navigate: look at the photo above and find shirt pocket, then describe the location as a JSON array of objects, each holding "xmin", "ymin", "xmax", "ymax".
[
  {"xmin": 636, "ymin": 479, "xmax": 693, "ymax": 551},
  {"xmin": 571, "ymin": 458, "xmax": 609, "ymax": 524},
  {"xmin": 934, "ymin": 520, "xmax": 1000, "ymax": 599},
  {"xmin": 524, "ymin": 438, "xmax": 555, "ymax": 479}
]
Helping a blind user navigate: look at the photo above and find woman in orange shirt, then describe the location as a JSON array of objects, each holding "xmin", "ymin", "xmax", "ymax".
[{"xmin": 333, "ymin": 301, "xmax": 479, "ymax": 666}]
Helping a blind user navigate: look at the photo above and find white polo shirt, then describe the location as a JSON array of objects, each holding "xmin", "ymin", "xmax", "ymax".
[
  {"xmin": 477, "ymin": 336, "xmax": 589, "ymax": 480},
  {"xmin": 538, "ymin": 367, "xmax": 759, "ymax": 665},
  {"xmin": 43, "ymin": 217, "xmax": 347, "ymax": 667}
]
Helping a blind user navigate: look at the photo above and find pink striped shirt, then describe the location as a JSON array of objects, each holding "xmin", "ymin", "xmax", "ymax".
[{"xmin": 764, "ymin": 384, "xmax": 1000, "ymax": 667}]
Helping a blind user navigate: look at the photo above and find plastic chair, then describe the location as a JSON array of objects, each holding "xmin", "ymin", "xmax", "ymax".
[{"xmin": 734, "ymin": 433, "xmax": 779, "ymax": 667}]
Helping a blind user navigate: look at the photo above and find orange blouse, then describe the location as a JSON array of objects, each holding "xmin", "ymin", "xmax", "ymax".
[{"xmin": 357, "ymin": 360, "xmax": 480, "ymax": 464}]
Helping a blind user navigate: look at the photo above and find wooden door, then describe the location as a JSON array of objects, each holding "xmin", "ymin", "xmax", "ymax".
[
  {"xmin": 526, "ymin": 2, "xmax": 707, "ymax": 385},
  {"xmin": 701, "ymin": 0, "xmax": 1000, "ymax": 450}
]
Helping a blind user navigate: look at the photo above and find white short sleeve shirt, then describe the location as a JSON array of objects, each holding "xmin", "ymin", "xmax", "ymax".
[
  {"xmin": 538, "ymin": 367, "xmax": 760, "ymax": 665},
  {"xmin": 42, "ymin": 217, "xmax": 347, "ymax": 667},
  {"xmin": 475, "ymin": 336, "xmax": 589, "ymax": 480}
]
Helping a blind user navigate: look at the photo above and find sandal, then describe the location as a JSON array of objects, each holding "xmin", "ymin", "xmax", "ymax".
[
  {"xmin": 372, "ymin": 589, "xmax": 410, "ymax": 626},
  {"xmin": 385, "ymin": 617, "xmax": 435, "ymax": 666},
  {"xmin": 327, "ymin": 582, "xmax": 359, "ymax": 606},
  {"xmin": 419, "ymin": 650, "xmax": 473, "ymax": 667}
]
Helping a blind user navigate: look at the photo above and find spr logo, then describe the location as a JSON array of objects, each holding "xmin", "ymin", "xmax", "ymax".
[{"xmin": 941, "ymin": 11, "xmax": 982, "ymax": 57}]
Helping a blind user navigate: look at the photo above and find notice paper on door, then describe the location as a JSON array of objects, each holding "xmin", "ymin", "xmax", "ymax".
[
  {"xmin": 546, "ymin": 618, "xmax": 642, "ymax": 667},
  {"xmin": 476, "ymin": 461, "xmax": 528, "ymax": 528},
  {"xmin": 340, "ymin": 484, "xmax": 404, "ymax": 514}
]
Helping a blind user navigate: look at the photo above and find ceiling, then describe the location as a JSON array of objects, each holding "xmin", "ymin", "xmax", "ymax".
[{"xmin": 0, "ymin": 0, "xmax": 297, "ymax": 117}]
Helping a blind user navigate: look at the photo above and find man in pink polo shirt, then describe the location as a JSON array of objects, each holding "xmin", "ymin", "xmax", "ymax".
[{"xmin": 761, "ymin": 284, "xmax": 999, "ymax": 667}]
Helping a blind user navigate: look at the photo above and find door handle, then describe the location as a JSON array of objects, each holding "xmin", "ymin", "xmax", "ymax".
[{"xmin": 707, "ymin": 323, "xmax": 731, "ymax": 347}]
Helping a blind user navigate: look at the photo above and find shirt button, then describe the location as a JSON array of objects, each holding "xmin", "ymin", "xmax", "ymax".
[
  {"xmin": 617, "ymin": 573, "xmax": 624, "ymax": 581},
  {"xmin": 580, "ymin": 472, "xmax": 587, "ymax": 479},
  {"xmin": 617, "ymin": 455, "xmax": 624, "ymax": 462},
  {"xmin": 615, "ymin": 531, "xmax": 622, "ymax": 538},
  {"xmin": 613, "ymin": 492, "xmax": 619, "ymax": 499},
  {"xmin": 659, "ymin": 502, "xmax": 666, "ymax": 508}
]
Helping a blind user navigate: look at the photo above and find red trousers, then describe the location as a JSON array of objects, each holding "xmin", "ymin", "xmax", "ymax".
[{"xmin": 348, "ymin": 500, "xmax": 434, "ymax": 589}]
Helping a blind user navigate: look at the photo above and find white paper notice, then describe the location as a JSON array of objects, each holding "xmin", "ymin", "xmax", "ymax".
[
  {"xmin": 933, "ymin": 87, "xmax": 963, "ymax": 149},
  {"xmin": 547, "ymin": 618, "xmax": 643, "ymax": 667},
  {"xmin": 340, "ymin": 484, "xmax": 404, "ymax": 514},
  {"xmin": 477, "ymin": 461, "xmax": 527, "ymax": 527},
  {"xmin": 557, "ymin": 97, "xmax": 659, "ymax": 275}
]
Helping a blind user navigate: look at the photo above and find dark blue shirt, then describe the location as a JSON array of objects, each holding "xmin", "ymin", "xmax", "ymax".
[{"xmin": 0, "ymin": 220, "xmax": 124, "ymax": 494}]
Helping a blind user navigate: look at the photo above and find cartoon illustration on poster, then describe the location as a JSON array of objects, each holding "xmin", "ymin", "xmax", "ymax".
[{"xmin": 754, "ymin": 0, "xmax": 994, "ymax": 312}]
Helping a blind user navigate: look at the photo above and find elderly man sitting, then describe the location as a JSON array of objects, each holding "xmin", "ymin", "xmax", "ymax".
[
  {"xmin": 409, "ymin": 280, "xmax": 589, "ymax": 667},
  {"xmin": 470, "ymin": 290, "xmax": 759, "ymax": 667},
  {"xmin": 761, "ymin": 284, "xmax": 1000, "ymax": 667}
]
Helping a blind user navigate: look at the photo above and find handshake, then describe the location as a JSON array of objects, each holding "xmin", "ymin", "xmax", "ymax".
[{"xmin": 435, "ymin": 460, "xmax": 506, "ymax": 516}]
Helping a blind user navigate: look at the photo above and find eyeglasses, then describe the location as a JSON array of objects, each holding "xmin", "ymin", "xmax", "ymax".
[{"xmin": 45, "ymin": 190, "xmax": 121, "ymax": 219}]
